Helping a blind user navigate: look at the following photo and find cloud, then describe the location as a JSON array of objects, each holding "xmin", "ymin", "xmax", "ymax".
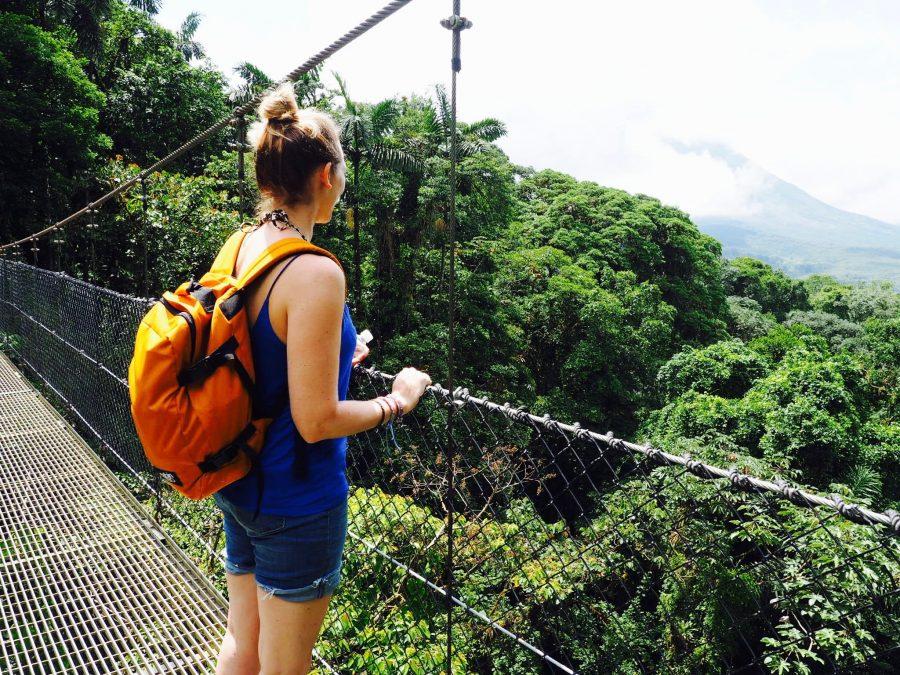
[
  {"xmin": 594, "ymin": 132, "xmax": 770, "ymax": 220},
  {"xmin": 156, "ymin": 0, "xmax": 900, "ymax": 224}
]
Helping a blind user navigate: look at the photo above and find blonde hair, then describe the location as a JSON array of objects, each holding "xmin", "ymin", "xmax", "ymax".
[{"xmin": 247, "ymin": 83, "xmax": 343, "ymax": 215}]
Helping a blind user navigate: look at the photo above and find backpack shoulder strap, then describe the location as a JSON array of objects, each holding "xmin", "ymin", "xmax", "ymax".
[
  {"xmin": 235, "ymin": 238, "xmax": 344, "ymax": 293},
  {"xmin": 209, "ymin": 229, "xmax": 248, "ymax": 277}
]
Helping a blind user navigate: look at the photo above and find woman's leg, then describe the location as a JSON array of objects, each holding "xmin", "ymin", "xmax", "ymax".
[
  {"xmin": 252, "ymin": 498, "xmax": 348, "ymax": 673},
  {"xmin": 257, "ymin": 592, "xmax": 333, "ymax": 674},
  {"xmin": 216, "ymin": 571, "xmax": 261, "ymax": 674}
]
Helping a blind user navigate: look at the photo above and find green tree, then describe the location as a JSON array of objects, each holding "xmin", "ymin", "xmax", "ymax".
[
  {"xmin": 656, "ymin": 339, "xmax": 769, "ymax": 400},
  {"xmin": 725, "ymin": 295, "xmax": 777, "ymax": 341},
  {"xmin": 68, "ymin": 158, "xmax": 242, "ymax": 292},
  {"xmin": 860, "ymin": 316, "xmax": 900, "ymax": 419},
  {"xmin": 337, "ymin": 88, "xmax": 511, "ymax": 343},
  {"xmin": 5, "ymin": 1, "xmax": 158, "ymax": 71},
  {"xmin": 784, "ymin": 310, "xmax": 863, "ymax": 352},
  {"xmin": 175, "ymin": 11, "xmax": 204, "ymax": 62},
  {"xmin": 333, "ymin": 73, "xmax": 420, "ymax": 311},
  {"xmin": 97, "ymin": 2, "xmax": 229, "ymax": 171},
  {"xmin": 723, "ymin": 257, "xmax": 808, "ymax": 320},
  {"xmin": 513, "ymin": 170, "xmax": 728, "ymax": 345},
  {"xmin": 229, "ymin": 62, "xmax": 324, "ymax": 109},
  {"xmin": 0, "ymin": 12, "xmax": 109, "ymax": 243},
  {"xmin": 229, "ymin": 62, "xmax": 273, "ymax": 107},
  {"xmin": 845, "ymin": 281, "xmax": 900, "ymax": 323},
  {"xmin": 493, "ymin": 245, "xmax": 676, "ymax": 431},
  {"xmin": 741, "ymin": 351, "xmax": 864, "ymax": 481}
]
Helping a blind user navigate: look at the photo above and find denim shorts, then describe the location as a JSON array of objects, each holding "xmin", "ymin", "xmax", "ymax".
[{"xmin": 212, "ymin": 492, "xmax": 348, "ymax": 602}]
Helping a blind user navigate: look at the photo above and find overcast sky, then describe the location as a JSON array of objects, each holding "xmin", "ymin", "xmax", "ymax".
[{"xmin": 156, "ymin": 0, "xmax": 900, "ymax": 224}]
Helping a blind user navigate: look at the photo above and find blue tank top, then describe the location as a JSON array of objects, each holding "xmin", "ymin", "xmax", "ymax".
[{"xmin": 217, "ymin": 257, "xmax": 356, "ymax": 516}]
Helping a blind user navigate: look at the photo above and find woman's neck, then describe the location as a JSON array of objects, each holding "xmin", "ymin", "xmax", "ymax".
[{"xmin": 278, "ymin": 203, "xmax": 316, "ymax": 242}]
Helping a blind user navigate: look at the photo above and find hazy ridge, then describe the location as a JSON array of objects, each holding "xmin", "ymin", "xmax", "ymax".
[{"xmin": 676, "ymin": 143, "xmax": 900, "ymax": 285}]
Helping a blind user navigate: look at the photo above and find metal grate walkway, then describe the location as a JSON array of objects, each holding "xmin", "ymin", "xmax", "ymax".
[{"xmin": 0, "ymin": 352, "xmax": 227, "ymax": 673}]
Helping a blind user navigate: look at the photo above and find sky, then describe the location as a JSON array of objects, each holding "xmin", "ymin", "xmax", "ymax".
[{"xmin": 156, "ymin": 0, "xmax": 900, "ymax": 225}]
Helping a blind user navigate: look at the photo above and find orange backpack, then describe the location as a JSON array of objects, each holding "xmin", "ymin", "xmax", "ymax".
[{"xmin": 128, "ymin": 229, "xmax": 343, "ymax": 516}]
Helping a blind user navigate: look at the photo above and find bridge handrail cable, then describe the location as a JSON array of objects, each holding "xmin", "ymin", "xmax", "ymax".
[{"xmin": 1, "ymin": 255, "xmax": 896, "ymax": 535}]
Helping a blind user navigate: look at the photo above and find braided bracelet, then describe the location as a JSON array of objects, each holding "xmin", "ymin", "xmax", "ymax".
[
  {"xmin": 378, "ymin": 395, "xmax": 399, "ymax": 425},
  {"xmin": 385, "ymin": 393, "xmax": 405, "ymax": 420},
  {"xmin": 383, "ymin": 394, "xmax": 399, "ymax": 421},
  {"xmin": 373, "ymin": 397, "xmax": 389, "ymax": 426}
]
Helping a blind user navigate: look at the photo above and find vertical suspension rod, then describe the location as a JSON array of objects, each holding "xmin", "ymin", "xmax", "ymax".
[{"xmin": 441, "ymin": 3, "xmax": 471, "ymax": 672}]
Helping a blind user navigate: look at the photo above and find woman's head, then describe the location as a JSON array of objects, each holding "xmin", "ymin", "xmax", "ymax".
[{"xmin": 249, "ymin": 82, "xmax": 345, "ymax": 222}]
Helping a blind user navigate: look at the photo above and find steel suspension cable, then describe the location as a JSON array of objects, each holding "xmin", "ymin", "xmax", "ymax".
[
  {"xmin": 0, "ymin": 0, "xmax": 416, "ymax": 252},
  {"xmin": 441, "ymin": 3, "xmax": 472, "ymax": 672}
]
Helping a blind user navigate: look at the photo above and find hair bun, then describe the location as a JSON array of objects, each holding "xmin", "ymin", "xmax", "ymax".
[{"xmin": 258, "ymin": 82, "xmax": 299, "ymax": 124}]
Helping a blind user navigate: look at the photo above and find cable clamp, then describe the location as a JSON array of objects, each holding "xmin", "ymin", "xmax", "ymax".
[{"xmin": 441, "ymin": 15, "xmax": 472, "ymax": 31}]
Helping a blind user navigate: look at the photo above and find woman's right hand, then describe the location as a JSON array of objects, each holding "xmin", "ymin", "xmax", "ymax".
[{"xmin": 391, "ymin": 366, "xmax": 432, "ymax": 414}]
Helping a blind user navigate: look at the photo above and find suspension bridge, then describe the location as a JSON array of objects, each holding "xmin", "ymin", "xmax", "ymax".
[
  {"xmin": 1, "ymin": 1, "xmax": 898, "ymax": 673},
  {"xmin": 0, "ymin": 350, "xmax": 226, "ymax": 673}
]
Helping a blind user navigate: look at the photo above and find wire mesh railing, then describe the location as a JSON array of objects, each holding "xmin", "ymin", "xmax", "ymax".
[{"xmin": 0, "ymin": 258, "xmax": 898, "ymax": 674}]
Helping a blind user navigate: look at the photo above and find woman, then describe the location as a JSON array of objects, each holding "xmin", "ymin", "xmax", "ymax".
[{"xmin": 211, "ymin": 82, "xmax": 432, "ymax": 674}]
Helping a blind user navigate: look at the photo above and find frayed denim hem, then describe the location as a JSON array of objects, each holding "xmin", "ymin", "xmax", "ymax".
[{"xmin": 256, "ymin": 565, "xmax": 342, "ymax": 603}]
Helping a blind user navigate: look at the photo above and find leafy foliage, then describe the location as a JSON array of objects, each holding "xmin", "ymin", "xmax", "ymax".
[
  {"xmin": 0, "ymin": 11, "xmax": 110, "ymax": 241},
  {"xmin": 513, "ymin": 170, "xmax": 728, "ymax": 344},
  {"xmin": 724, "ymin": 257, "xmax": 809, "ymax": 320},
  {"xmin": 725, "ymin": 295, "xmax": 777, "ymax": 341},
  {"xmin": 3, "ymin": 5, "xmax": 899, "ymax": 673},
  {"xmin": 96, "ymin": 2, "xmax": 229, "ymax": 171},
  {"xmin": 785, "ymin": 310, "xmax": 863, "ymax": 352},
  {"xmin": 656, "ymin": 339, "xmax": 769, "ymax": 400}
]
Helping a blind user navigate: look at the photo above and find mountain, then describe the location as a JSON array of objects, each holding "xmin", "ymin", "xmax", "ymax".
[{"xmin": 672, "ymin": 142, "xmax": 900, "ymax": 285}]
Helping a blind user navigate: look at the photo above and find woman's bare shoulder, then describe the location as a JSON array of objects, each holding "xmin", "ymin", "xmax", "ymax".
[{"xmin": 278, "ymin": 253, "xmax": 345, "ymax": 307}]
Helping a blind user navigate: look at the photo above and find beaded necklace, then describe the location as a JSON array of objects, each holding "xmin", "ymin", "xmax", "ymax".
[{"xmin": 255, "ymin": 209, "xmax": 309, "ymax": 241}]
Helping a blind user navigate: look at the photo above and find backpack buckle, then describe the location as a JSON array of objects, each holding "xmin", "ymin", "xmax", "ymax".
[
  {"xmin": 187, "ymin": 280, "xmax": 216, "ymax": 313},
  {"xmin": 198, "ymin": 423, "xmax": 256, "ymax": 473},
  {"xmin": 198, "ymin": 443, "xmax": 241, "ymax": 473},
  {"xmin": 177, "ymin": 336, "xmax": 253, "ymax": 394}
]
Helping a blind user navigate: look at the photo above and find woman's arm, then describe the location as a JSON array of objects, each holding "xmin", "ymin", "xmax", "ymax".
[{"xmin": 282, "ymin": 255, "xmax": 384, "ymax": 443}]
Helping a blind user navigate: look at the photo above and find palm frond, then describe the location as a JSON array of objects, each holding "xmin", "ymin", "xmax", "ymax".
[
  {"xmin": 451, "ymin": 138, "xmax": 490, "ymax": 159},
  {"xmin": 179, "ymin": 11, "xmax": 202, "ymax": 40},
  {"xmin": 847, "ymin": 465, "xmax": 883, "ymax": 501},
  {"xmin": 339, "ymin": 114, "xmax": 372, "ymax": 153},
  {"xmin": 463, "ymin": 117, "xmax": 507, "ymax": 142},
  {"xmin": 177, "ymin": 13, "xmax": 205, "ymax": 62},
  {"xmin": 421, "ymin": 103, "xmax": 441, "ymax": 138},
  {"xmin": 434, "ymin": 84, "xmax": 451, "ymax": 139},
  {"xmin": 294, "ymin": 66, "xmax": 324, "ymax": 106},
  {"xmin": 67, "ymin": 1, "xmax": 106, "ymax": 55},
  {"xmin": 128, "ymin": 0, "xmax": 160, "ymax": 15},
  {"xmin": 369, "ymin": 145, "xmax": 423, "ymax": 174},
  {"xmin": 230, "ymin": 62, "xmax": 273, "ymax": 105},
  {"xmin": 234, "ymin": 62, "xmax": 273, "ymax": 89},
  {"xmin": 332, "ymin": 72, "xmax": 356, "ymax": 114},
  {"xmin": 370, "ymin": 99, "xmax": 399, "ymax": 138},
  {"xmin": 180, "ymin": 40, "xmax": 204, "ymax": 62}
]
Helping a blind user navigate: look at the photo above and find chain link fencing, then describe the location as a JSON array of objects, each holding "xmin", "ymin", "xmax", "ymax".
[{"xmin": 0, "ymin": 258, "xmax": 898, "ymax": 674}]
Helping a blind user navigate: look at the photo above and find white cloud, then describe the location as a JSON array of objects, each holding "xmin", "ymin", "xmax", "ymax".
[{"xmin": 156, "ymin": 0, "xmax": 900, "ymax": 224}]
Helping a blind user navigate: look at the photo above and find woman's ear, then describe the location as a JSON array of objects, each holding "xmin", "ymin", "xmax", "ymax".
[{"xmin": 321, "ymin": 162, "xmax": 334, "ymax": 190}]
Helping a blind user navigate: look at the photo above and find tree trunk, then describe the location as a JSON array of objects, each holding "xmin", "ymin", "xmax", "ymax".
[
  {"xmin": 351, "ymin": 154, "xmax": 362, "ymax": 320},
  {"xmin": 373, "ymin": 214, "xmax": 399, "ymax": 342}
]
